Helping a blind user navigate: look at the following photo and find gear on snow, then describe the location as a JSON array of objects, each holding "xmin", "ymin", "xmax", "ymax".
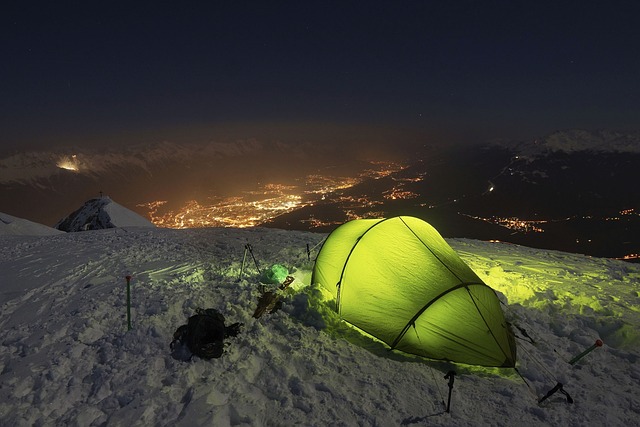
[{"xmin": 170, "ymin": 308, "xmax": 243, "ymax": 361}]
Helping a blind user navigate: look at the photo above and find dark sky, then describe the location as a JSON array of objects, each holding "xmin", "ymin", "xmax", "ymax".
[{"xmin": 2, "ymin": 1, "xmax": 639, "ymax": 152}]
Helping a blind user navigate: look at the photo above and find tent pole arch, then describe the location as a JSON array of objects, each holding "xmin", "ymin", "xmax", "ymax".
[
  {"xmin": 390, "ymin": 281, "xmax": 485, "ymax": 349},
  {"xmin": 334, "ymin": 217, "xmax": 394, "ymax": 316}
]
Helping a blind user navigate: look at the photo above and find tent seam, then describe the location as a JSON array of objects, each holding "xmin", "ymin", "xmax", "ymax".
[
  {"xmin": 389, "ymin": 281, "xmax": 487, "ymax": 349},
  {"xmin": 398, "ymin": 216, "xmax": 467, "ymax": 283},
  {"xmin": 465, "ymin": 287, "xmax": 515, "ymax": 367}
]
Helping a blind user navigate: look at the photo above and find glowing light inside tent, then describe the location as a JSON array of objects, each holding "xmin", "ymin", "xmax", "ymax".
[{"xmin": 312, "ymin": 217, "xmax": 517, "ymax": 367}]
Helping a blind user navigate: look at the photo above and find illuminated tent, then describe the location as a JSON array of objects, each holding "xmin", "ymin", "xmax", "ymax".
[{"xmin": 311, "ymin": 216, "xmax": 516, "ymax": 367}]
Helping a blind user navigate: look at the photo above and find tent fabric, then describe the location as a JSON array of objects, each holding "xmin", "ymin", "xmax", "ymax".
[{"xmin": 311, "ymin": 216, "xmax": 516, "ymax": 368}]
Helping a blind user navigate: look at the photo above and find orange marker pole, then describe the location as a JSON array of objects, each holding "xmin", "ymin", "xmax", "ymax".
[{"xmin": 569, "ymin": 339, "xmax": 603, "ymax": 365}]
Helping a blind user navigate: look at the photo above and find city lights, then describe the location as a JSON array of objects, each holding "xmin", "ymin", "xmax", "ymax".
[
  {"xmin": 140, "ymin": 161, "xmax": 405, "ymax": 229},
  {"xmin": 462, "ymin": 214, "xmax": 548, "ymax": 233},
  {"xmin": 136, "ymin": 164, "xmax": 638, "ymax": 262}
]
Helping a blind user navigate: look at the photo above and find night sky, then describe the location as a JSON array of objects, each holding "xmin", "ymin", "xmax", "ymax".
[{"xmin": 2, "ymin": 1, "xmax": 639, "ymax": 152}]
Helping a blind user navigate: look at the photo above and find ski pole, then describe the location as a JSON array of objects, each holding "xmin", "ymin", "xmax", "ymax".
[
  {"xmin": 569, "ymin": 339, "xmax": 603, "ymax": 365},
  {"xmin": 444, "ymin": 371, "xmax": 456, "ymax": 413},
  {"xmin": 125, "ymin": 275, "xmax": 132, "ymax": 331}
]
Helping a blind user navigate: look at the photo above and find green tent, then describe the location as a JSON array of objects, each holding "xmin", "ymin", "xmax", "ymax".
[{"xmin": 311, "ymin": 216, "xmax": 516, "ymax": 368}]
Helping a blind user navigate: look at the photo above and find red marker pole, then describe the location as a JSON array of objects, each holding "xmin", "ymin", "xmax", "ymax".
[
  {"xmin": 569, "ymin": 339, "xmax": 603, "ymax": 365},
  {"xmin": 125, "ymin": 275, "xmax": 132, "ymax": 331}
]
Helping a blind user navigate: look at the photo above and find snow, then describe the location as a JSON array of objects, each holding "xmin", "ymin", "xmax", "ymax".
[
  {"xmin": 0, "ymin": 212, "xmax": 64, "ymax": 236},
  {"xmin": 0, "ymin": 222, "xmax": 639, "ymax": 425},
  {"xmin": 102, "ymin": 198, "xmax": 156, "ymax": 229}
]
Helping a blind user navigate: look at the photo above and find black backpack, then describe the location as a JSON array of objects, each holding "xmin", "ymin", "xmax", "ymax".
[{"xmin": 171, "ymin": 308, "xmax": 242, "ymax": 360}]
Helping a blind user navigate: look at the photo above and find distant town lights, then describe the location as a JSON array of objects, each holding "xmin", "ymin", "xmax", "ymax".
[{"xmin": 140, "ymin": 161, "xmax": 406, "ymax": 229}]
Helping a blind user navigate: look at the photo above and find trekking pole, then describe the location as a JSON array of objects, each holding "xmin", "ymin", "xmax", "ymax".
[
  {"xmin": 125, "ymin": 275, "xmax": 132, "ymax": 331},
  {"xmin": 444, "ymin": 371, "xmax": 456, "ymax": 413},
  {"xmin": 239, "ymin": 245, "xmax": 249, "ymax": 281},
  {"xmin": 569, "ymin": 339, "xmax": 603, "ymax": 365},
  {"xmin": 246, "ymin": 243, "xmax": 262, "ymax": 275}
]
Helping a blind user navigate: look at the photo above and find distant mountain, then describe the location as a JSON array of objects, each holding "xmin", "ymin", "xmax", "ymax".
[
  {"xmin": 500, "ymin": 129, "xmax": 640, "ymax": 156},
  {"xmin": 0, "ymin": 212, "xmax": 64, "ymax": 236},
  {"xmin": 0, "ymin": 140, "xmax": 271, "ymax": 185},
  {"xmin": 55, "ymin": 197, "xmax": 156, "ymax": 232},
  {"xmin": 0, "ymin": 139, "xmax": 339, "ymax": 186}
]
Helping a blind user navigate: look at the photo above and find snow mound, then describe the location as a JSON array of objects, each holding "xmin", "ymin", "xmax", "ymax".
[
  {"xmin": 55, "ymin": 197, "xmax": 155, "ymax": 232},
  {"xmin": 0, "ymin": 212, "xmax": 64, "ymax": 236}
]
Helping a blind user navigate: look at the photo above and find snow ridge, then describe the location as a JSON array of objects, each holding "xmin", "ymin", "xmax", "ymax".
[
  {"xmin": 0, "ymin": 212, "xmax": 64, "ymax": 236},
  {"xmin": 512, "ymin": 129, "xmax": 640, "ymax": 156}
]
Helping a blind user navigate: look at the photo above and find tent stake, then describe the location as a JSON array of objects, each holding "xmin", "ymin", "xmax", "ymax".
[{"xmin": 444, "ymin": 371, "xmax": 456, "ymax": 413}]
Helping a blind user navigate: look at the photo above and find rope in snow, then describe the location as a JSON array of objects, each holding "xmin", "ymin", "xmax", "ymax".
[
  {"xmin": 516, "ymin": 340, "xmax": 575, "ymax": 404},
  {"xmin": 291, "ymin": 237, "xmax": 326, "ymax": 263},
  {"xmin": 426, "ymin": 364, "xmax": 447, "ymax": 411},
  {"xmin": 498, "ymin": 301, "xmax": 579, "ymax": 404},
  {"xmin": 518, "ymin": 338, "xmax": 556, "ymax": 379},
  {"xmin": 307, "ymin": 237, "xmax": 326, "ymax": 260}
]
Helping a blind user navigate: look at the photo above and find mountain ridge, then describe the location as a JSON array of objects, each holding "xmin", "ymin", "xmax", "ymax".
[{"xmin": 2, "ymin": 129, "xmax": 639, "ymax": 186}]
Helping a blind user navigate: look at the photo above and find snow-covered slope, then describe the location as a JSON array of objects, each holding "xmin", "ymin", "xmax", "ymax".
[
  {"xmin": 509, "ymin": 129, "xmax": 640, "ymax": 156},
  {"xmin": 0, "ymin": 227, "xmax": 637, "ymax": 426},
  {"xmin": 0, "ymin": 212, "xmax": 64, "ymax": 236},
  {"xmin": 55, "ymin": 197, "xmax": 156, "ymax": 232}
]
